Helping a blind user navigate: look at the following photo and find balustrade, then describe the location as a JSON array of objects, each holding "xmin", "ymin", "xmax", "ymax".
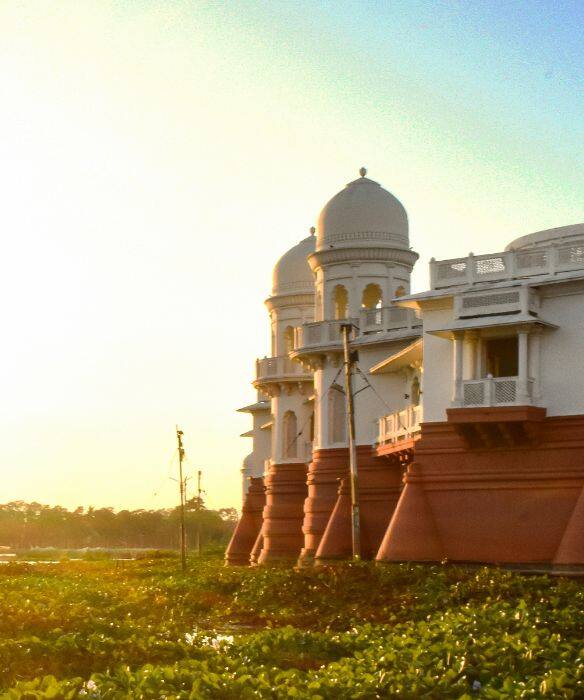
[
  {"xmin": 378, "ymin": 405, "xmax": 423, "ymax": 445},
  {"xmin": 431, "ymin": 239, "xmax": 584, "ymax": 289}
]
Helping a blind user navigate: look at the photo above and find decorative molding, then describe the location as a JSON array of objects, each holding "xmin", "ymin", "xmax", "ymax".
[
  {"xmin": 308, "ymin": 247, "xmax": 419, "ymax": 272},
  {"xmin": 323, "ymin": 230, "xmax": 409, "ymax": 246},
  {"xmin": 265, "ymin": 293, "xmax": 314, "ymax": 312}
]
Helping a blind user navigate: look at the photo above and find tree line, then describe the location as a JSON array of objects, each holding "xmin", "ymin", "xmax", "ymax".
[{"xmin": 0, "ymin": 500, "xmax": 238, "ymax": 550}]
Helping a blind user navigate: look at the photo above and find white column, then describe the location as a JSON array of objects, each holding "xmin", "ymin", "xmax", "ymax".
[
  {"xmin": 517, "ymin": 327, "xmax": 530, "ymax": 404},
  {"xmin": 530, "ymin": 326, "xmax": 543, "ymax": 403},
  {"xmin": 452, "ymin": 332, "xmax": 464, "ymax": 406},
  {"xmin": 466, "ymin": 331, "xmax": 479, "ymax": 380}
]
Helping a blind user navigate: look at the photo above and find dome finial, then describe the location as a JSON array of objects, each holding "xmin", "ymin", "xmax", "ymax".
[
  {"xmin": 359, "ymin": 166, "xmax": 367, "ymax": 178},
  {"xmin": 309, "ymin": 226, "xmax": 316, "ymax": 236}
]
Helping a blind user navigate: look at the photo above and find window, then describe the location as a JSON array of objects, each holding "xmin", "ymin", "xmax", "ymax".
[
  {"xmin": 395, "ymin": 285, "xmax": 406, "ymax": 298},
  {"xmin": 328, "ymin": 384, "xmax": 346, "ymax": 443},
  {"xmin": 283, "ymin": 410, "xmax": 298, "ymax": 458},
  {"xmin": 333, "ymin": 285, "xmax": 348, "ymax": 319},
  {"xmin": 361, "ymin": 283, "xmax": 383, "ymax": 309},
  {"xmin": 485, "ymin": 337, "xmax": 518, "ymax": 377}
]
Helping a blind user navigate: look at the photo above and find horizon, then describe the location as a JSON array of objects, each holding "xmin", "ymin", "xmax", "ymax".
[{"xmin": 1, "ymin": 1, "xmax": 582, "ymax": 512}]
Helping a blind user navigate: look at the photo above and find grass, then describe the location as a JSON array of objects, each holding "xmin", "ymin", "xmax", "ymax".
[{"xmin": 0, "ymin": 554, "xmax": 582, "ymax": 698}]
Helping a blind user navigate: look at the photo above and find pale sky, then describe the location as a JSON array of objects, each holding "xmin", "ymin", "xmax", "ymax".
[{"xmin": 0, "ymin": 1, "xmax": 582, "ymax": 511}]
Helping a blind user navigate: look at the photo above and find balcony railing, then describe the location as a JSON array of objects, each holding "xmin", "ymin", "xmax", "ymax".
[
  {"xmin": 378, "ymin": 405, "xmax": 423, "ymax": 445},
  {"xmin": 431, "ymin": 239, "xmax": 584, "ymax": 289},
  {"xmin": 294, "ymin": 307, "xmax": 420, "ymax": 351},
  {"xmin": 461, "ymin": 376, "xmax": 535, "ymax": 408},
  {"xmin": 255, "ymin": 355, "xmax": 310, "ymax": 382}
]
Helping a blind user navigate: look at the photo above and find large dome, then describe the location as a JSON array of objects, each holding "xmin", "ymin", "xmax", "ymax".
[
  {"xmin": 316, "ymin": 168, "xmax": 409, "ymax": 252},
  {"xmin": 506, "ymin": 223, "xmax": 584, "ymax": 251},
  {"xmin": 271, "ymin": 233, "xmax": 316, "ymax": 297}
]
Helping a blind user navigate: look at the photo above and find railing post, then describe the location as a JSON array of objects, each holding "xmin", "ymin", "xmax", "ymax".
[
  {"xmin": 429, "ymin": 257, "xmax": 437, "ymax": 289},
  {"xmin": 467, "ymin": 252, "xmax": 475, "ymax": 285},
  {"xmin": 486, "ymin": 375, "xmax": 494, "ymax": 406}
]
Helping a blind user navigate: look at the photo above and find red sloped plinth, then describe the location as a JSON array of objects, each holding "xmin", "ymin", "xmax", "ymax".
[
  {"xmin": 298, "ymin": 448, "xmax": 349, "ymax": 565},
  {"xmin": 554, "ymin": 485, "xmax": 584, "ymax": 566},
  {"xmin": 316, "ymin": 451, "xmax": 404, "ymax": 562},
  {"xmin": 257, "ymin": 461, "xmax": 308, "ymax": 564},
  {"xmin": 224, "ymin": 477, "xmax": 265, "ymax": 566},
  {"xmin": 377, "ymin": 412, "xmax": 584, "ymax": 567}
]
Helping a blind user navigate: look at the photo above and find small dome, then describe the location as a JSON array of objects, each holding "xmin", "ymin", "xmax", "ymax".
[
  {"xmin": 316, "ymin": 169, "xmax": 409, "ymax": 251},
  {"xmin": 506, "ymin": 223, "xmax": 584, "ymax": 251},
  {"xmin": 271, "ymin": 233, "xmax": 316, "ymax": 296}
]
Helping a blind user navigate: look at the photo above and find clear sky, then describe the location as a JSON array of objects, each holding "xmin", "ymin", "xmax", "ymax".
[{"xmin": 0, "ymin": 1, "xmax": 582, "ymax": 512}]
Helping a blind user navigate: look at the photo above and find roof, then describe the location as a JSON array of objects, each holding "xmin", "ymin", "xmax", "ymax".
[
  {"xmin": 427, "ymin": 313, "xmax": 558, "ymax": 338},
  {"xmin": 236, "ymin": 401, "xmax": 270, "ymax": 413},
  {"xmin": 316, "ymin": 169, "xmax": 409, "ymax": 252},
  {"xmin": 369, "ymin": 339, "xmax": 423, "ymax": 375}
]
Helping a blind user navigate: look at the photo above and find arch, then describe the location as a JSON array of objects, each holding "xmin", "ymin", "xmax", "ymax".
[
  {"xmin": 328, "ymin": 384, "xmax": 346, "ymax": 444},
  {"xmin": 283, "ymin": 326, "xmax": 295, "ymax": 354},
  {"xmin": 283, "ymin": 410, "xmax": 298, "ymax": 458},
  {"xmin": 410, "ymin": 375, "xmax": 421, "ymax": 405},
  {"xmin": 361, "ymin": 283, "xmax": 383, "ymax": 309},
  {"xmin": 333, "ymin": 284, "xmax": 348, "ymax": 319},
  {"xmin": 395, "ymin": 285, "xmax": 407, "ymax": 298}
]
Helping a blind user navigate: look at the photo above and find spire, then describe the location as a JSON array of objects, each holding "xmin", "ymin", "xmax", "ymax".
[
  {"xmin": 359, "ymin": 166, "xmax": 367, "ymax": 178},
  {"xmin": 309, "ymin": 226, "xmax": 316, "ymax": 236}
]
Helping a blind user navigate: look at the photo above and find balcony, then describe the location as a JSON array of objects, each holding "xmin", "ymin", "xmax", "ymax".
[
  {"xmin": 461, "ymin": 376, "xmax": 535, "ymax": 408},
  {"xmin": 255, "ymin": 355, "xmax": 311, "ymax": 384},
  {"xmin": 378, "ymin": 405, "xmax": 423, "ymax": 448},
  {"xmin": 431, "ymin": 239, "xmax": 584, "ymax": 290},
  {"xmin": 293, "ymin": 307, "xmax": 420, "ymax": 353}
]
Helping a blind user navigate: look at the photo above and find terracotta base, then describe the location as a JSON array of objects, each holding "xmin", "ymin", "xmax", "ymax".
[
  {"xmin": 377, "ymin": 411, "xmax": 584, "ymax": 566},
  {"xmin": 249, "ymin": 529, "xmax": 264, "ymax": 565},
  {"xmin": 315, "ymin": 450, "xmax": 403, "ymax": 562},
  {"xmin": 298, "ymin": 448, "xmax": 349, "ymax": 564},
  {"xmin": 224, "ymin": 477, "xmax": 265, "ymax": 566},
  {"xmin": 257, "ymin": 461, "xmax": 308, "ymax": 564}
]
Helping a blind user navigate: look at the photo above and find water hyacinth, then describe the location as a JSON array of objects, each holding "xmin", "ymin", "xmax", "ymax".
[{"xmin": 0, "ymin": 557, "xmax": 581, "ymax": 698}]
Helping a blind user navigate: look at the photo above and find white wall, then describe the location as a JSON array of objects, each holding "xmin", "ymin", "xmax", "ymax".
[{"xmin": 539, "ymin": 286, "xmax": 584, "ymax": 416}]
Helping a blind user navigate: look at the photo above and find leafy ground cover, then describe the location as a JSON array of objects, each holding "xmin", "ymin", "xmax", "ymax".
[{"xmin": 0, "ymin": 556, "xmax": 582, "ymax": 698}]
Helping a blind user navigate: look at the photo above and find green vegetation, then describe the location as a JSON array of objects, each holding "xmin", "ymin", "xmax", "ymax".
[
  {"xmin": 0, "ymin": 556, "xmax": 582, "ymax": 698},
  {"xmin": 0, "ymin": 502, "xmax": 237, "ymax": 551}
]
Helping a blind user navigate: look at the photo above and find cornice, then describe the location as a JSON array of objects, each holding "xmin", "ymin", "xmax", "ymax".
[
  {"xmin": 265, "ymin": 293, "xmax": 314, "ymax": 311},
  {"xmin": 308, "ymin": 246, "xmax": 419, "ymax": 272}
]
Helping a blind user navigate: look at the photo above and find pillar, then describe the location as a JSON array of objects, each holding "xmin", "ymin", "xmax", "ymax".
[
  {"xmin": 517, "ymin": 326, "xmax": 530, "ymax": 404},
  {"xmin": 451, "ymin": 332, "xmax": 464, "ymax": 406}
]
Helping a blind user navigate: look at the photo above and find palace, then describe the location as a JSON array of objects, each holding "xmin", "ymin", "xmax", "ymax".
[{"xmin": 226, "ymin": 169, "xmax": 584, "ymax": 571}]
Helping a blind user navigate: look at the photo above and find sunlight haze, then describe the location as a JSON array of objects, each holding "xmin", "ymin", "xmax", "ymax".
[{"xmin": 0, "ymin": 0, "xmax": 582, "ymax": 511}]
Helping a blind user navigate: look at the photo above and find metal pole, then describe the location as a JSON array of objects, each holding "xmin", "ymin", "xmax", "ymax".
[
  {"xmin": 176, "ymin": 426, "xmax": 187, "ymax": 572},
  {"xmin": 195, "ymin": 470, "xmax": 202, "ymax": 555},
  {"xmin": 341, "ymin": 324, "xmax": 361, "ymax": 559}
]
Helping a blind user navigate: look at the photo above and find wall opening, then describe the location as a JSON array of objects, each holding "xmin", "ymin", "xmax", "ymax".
[
  {"xmin": 283, "ymin": 326, "xmax": 295, "ymax": 354},
  {"xmin": 333, "ymin": 284, "xmax": 349, "ymax": 319},
  {"xmin": 361, "ymin": 283, "xmax": 383, "ymax": 309},
  {"xmin": 410, "ymin": 376, "xmax": 421, "ymax": 405},
  {"xmin": 283, "ymin": 410, "xmax": 298, "ymax": 458},
  {"xmin": 328, "ymin": 384, "xmax": 346, "ymax": 444},
  {"xmin": 395, "ymin": 285, "xmax": 407, "ymax": 298},
  {"xmin": 485, "ymin": 337, "xmax": 518, "ymax": 377}
]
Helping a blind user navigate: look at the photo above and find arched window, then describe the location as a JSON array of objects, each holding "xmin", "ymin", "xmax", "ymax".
[
  {"xmin": 333, "ymin": 285, "xmax": 348, "ymax": 319},
  {"xmin": 283, "ymin": 410, "xmax": 298, "ymax": 458},
  {"xmin": 411, "ymin": 376, "xmax": 420, "ymax": 405},
  {"xmin": 395, "ymin": 285, "xmax": 406, "ymax": 298},
  {"xmin": 283, "ymin": 326, "xmax": 295, "ymax": 354},
  {"xmin": 328, "ymin": 384, "xmax": 346, "ymax": 444},
  {"xmin": 361, "ymin": 283, "xmax": 383, "ymax": 309}
]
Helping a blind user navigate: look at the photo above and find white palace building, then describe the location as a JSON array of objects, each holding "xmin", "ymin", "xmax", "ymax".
[{"xmin": 226, "ymin": 169, "xmax": 584, "ymax": 571}]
